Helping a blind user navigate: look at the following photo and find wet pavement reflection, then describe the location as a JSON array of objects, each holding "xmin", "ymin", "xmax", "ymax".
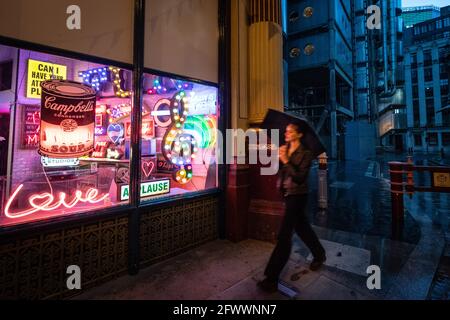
[{"xmin": 303, "ymin": 152, "xmax": 449, "ymax": 299}]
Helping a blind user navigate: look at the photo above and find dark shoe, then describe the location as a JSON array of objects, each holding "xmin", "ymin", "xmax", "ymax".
[
  {"xmin": 310, "ymin": 255, "xmax": 326, "ymax": 271},
  {"xmin": 257, "ymin": 277, "xmax": 278, "ymax": 293}
]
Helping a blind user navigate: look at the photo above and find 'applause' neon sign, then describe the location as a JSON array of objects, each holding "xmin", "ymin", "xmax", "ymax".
[{"xmin": 4, "ymin": 184, "xmax": 109, "ymax": 219}]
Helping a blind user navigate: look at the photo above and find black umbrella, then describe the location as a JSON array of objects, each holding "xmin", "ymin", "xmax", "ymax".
[{"xmin": 261, "ymin": 108, "xmax": 326, "ymax": 158}]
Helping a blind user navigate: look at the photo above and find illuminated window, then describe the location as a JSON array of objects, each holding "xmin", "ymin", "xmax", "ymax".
[
  {"xmin": 138, "ymin": 73, "xmax": 219, "ymax": 203},
  {"xmin": 304, "ymin": 44, "xmax": 315, "ymax": 56},
  {"xmin": 0, "ymin": 45, "xmax": 133, "ymax": 227}
]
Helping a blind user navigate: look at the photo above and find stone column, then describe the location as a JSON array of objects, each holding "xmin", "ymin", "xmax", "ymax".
[
  {"xmin": 246, "ymin": 0, "xmax": 285, "ymax": 242},
  {"xmin": 248, "ymin": 0, "xmax": 284, "ymax": 125}
]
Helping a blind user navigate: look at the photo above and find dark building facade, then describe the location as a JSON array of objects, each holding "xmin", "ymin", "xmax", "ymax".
[
  {"xmin": 286, "ymin": 0, "xmax": 354, "ymax": 159},
  {"xmin": 286, "ymin": 0, "xmax": 405, "ymax": 159}
]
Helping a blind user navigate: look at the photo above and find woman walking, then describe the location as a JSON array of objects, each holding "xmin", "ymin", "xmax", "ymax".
[{"xmin": 258, "ymin": 123, "xmax": 326, "ymax": 293}]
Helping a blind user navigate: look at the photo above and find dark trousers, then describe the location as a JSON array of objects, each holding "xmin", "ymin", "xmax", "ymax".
[{"xmin": 264, "ymin": 194, "xmax": 325, "ymax": 280}]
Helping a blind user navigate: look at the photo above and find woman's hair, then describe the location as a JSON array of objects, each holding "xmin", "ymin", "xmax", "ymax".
[{"xmin": 288, "ymin": 123, "xmax": 302, "ymax": 134}]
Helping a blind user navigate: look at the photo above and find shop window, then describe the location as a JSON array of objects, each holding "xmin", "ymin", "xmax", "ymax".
[
  {"xmin": 1, "ymin": 47, "xmax": 133, "ymax": 227},
  {"xmin": 131, "ymin": 73, "xmax": 219, "ymax": 204}
]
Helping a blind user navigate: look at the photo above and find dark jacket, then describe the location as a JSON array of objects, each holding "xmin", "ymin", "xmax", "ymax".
[{"xmin": 277, "ymin": 144, "xmax": 315, "ymax": 196}]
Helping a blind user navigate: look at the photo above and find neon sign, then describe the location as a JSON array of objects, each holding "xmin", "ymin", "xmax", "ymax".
[
  {"xmin": 21, "ymin": 105, "xmax": 41, "ymax": 149},
  {"xmin": 125, "ymin": 120, "xmax": 154, "ymax": 138},
  {"xmin": 107, "ymin": 123, "xmax": 124, "ymax": 144},
  {"xmin": 119, "ymin": 179, "xmax": 170, "ymax": 201},
  {"xmin": 4, "ymin": 184, "xmax": 108, "ymax": 219},
  {"xmin": 95, "ymin": 104, "xmax": 107, "ymax": 136},
  {"xmin": 152, "ymin": 98, "xmax": 172, "ymax": 127},
  {"xmin": 162, "ymin": 91, "xmax": 198, "ymax": 184},
  {"xmin": 141, "ymin": 158, "xmax": 156, "ymax": 179},
  {"xmin": 78, "ymin": 67, "xmax": 108, "ymax": 91},
  {"xmin": 109, "ymin": 67, "xmax": 132, "ymax": 98}
]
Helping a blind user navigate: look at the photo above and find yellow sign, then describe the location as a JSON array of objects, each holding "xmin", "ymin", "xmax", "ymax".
[
  {"xmin": 27, "ymin": 59, "xmax": 67, "ymax": 99},
  {"xmin": 433, "ymin": 172, "xmax": 450, "ymax": 188}
]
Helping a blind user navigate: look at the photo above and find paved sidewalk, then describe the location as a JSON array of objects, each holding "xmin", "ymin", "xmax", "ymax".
[
  {"xmin": 75, "ymin": 156, "xmax": 448, "ymax": 300},
  {"xmin": 75, "ymin": 223, "xmax": 442, "ymax": 300}
]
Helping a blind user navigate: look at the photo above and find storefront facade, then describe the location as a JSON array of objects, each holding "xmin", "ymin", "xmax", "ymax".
[{"xmin": 0, "ymin": 0, "xmax": 230, "ymax": 299}]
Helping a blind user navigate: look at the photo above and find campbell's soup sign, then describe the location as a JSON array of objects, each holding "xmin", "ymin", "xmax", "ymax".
[{"xmin": 39, "ymin": 80, "xmax": 96, "ymax": 158}]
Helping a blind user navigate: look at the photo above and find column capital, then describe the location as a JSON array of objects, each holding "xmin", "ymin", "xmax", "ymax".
[{"xmin": 249, "ymin": 0, "xmax": 282, "ymax": 26}]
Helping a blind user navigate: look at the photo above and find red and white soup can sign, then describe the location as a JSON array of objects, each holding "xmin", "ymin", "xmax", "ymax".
[{"xmin": 39, "ymin": 80, "xmax": 96, "ymax": 158}]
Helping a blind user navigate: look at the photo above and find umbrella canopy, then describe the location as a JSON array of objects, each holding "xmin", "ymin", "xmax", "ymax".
[{"xmin": 261, "ymin": 108, "xmax": 326, "ymax": 158}]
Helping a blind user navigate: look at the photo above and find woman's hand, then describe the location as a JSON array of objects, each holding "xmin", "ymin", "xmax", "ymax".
[{"xmin": 279, "ymin": 145, "xmax": 289, "ymax": 164}]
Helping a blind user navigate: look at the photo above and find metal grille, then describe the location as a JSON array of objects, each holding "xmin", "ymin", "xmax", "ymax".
[
  {"xmin": 0, "ymin": 216, "xmax": 128, "ymax": 300},
  {"xmin": 139, "ymin": 196, "xmax": 219, "ymax": 266}
]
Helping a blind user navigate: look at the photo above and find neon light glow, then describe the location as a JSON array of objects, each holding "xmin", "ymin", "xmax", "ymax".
[
  {"xmin": 153, "ymin": 98, "xmax": 172, "ymax": 127},
  {"xmin": 109, "ymin": 67, "xmax": 132, "ymax": 98},
  {"xmin": 184, "ymin": 115, "xmax": 217, "ymax": 148},
  {"xmin": 162, "ymin": 91, "xmax": 198, "ymax": 184},
  {"xmin": 107, "ymin": 103, "xmax": 132, "ymax": 123},
  {"xmin": 4, "ymin": 184, "xmax": 109, "ymax": 219},
  {"xmin": 78, "ymin": 67, "xmax": 108, "ymax": 91},
  {"xmin": 141, "ymin": 160, "xmax": 155, "ymax": 178}
]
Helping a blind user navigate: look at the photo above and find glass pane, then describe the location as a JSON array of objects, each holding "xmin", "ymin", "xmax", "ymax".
[
  {"xmin": 132, "ymin": 73, "xmax": 219, "ymax": 204},
  {"xmin": 0, "ymin": 0, "xmax": 134, "ymax": 64},
  {"xmin": 145, "ymin": 0, "xmax": 219, "ymax": 83},
  {"xmin": 0, "ymin": 44, "xmax": 133, "ymax": 227}
]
